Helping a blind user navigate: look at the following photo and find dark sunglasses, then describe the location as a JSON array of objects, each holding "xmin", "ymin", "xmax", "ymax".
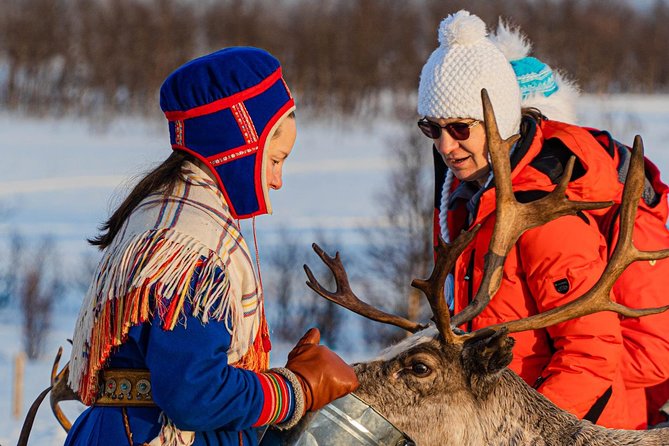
[{"xmin": 417, "ymin": 118, "xmax": 480, "ymax": 141}]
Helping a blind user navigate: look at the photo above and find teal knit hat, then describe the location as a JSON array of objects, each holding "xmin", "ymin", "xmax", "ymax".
[
  {"xmin": 510, "ymin": 56, "xmax": 559, "ymax": 100},
  {"xmin": 491, "ymin": 19, "xmax": 579, "ymax": 123}
]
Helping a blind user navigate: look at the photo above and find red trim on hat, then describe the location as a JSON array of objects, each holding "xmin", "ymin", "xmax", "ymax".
[
  {"xmin": 170, "ymin": 97, "xmax": 295, "ymax": 220},
  {"xmin": 170, "ymin": 145, "xmax": 240, "ymax": 218},
  {"xmin": 175, "ymin": 120, "xmax": 185, "ymax": 146},
  {"xmin": 207, "ymin": 143, "xmax": 259, "ymax": 166},
  {"xmin": 280, "ymin": 77, "xmax": 292, "ymax": 99},
  {"xmin": 163, "ymin": 68, "xmax": 285, "ymax": 121},
  {"xmin": 231, "ymin": 102, "xmax": 259, "ymax": 144}
]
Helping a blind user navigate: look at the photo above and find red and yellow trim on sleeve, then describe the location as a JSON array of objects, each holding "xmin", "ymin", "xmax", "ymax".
[{"xmin": 253, "ymin": 371, "xmax": 296, "ymax": 427}]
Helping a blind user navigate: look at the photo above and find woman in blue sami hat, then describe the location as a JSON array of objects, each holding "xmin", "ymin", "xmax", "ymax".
[
  {"xmin": 418, "ymin": 10, "xmax": 669, "ymax": 430},
  {"xmin": 64, "ymin": 47, "xmax": 358, "ymax": 446}
]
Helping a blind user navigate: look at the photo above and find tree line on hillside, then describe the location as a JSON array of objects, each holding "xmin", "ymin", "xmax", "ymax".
[
  {"xmin": 1, "ymin": 0, "xmax": 668, "ymax": 116},
  {"xmin": 0, "ymin": 233, "xmax": 64, "ymax": 359}
]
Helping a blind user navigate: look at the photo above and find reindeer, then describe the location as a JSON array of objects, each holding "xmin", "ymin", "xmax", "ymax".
[{"xmin": 303, "ymin": 91, "xmax": 669, "ymax": 445}]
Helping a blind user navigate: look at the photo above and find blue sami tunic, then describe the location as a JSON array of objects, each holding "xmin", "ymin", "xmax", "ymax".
[{"xmin": 65, "ymin": 313, "xmax": 272, "ymax": 445}]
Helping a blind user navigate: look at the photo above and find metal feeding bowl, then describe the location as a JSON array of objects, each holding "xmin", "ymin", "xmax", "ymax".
[{"xmin": 260, "ymin": 393, "xmax": 415, "ymax": 446}]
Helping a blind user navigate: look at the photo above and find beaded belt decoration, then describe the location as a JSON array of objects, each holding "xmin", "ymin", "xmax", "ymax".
[{"xmin": 95, "ymin": 369, "xmax": 157, "ymax": 407}]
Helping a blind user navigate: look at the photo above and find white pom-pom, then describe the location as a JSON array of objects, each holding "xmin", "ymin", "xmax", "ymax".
[
  {"xmin": 491, "ymin": 19, "xmax": 531, "ymax": 61},
  {"xmin": 438, "ymin": 10, "xmax": 487, "ymax": 46}
]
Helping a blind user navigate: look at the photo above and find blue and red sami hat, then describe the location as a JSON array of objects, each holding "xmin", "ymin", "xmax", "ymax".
[{"xmin": 160, "ymin": 47, "xmax": 295, "ymax": 219}]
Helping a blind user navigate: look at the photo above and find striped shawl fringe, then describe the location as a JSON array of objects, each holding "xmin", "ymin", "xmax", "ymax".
[
  {"xmin": 69, "ymin": 228, "xmax": 241, "ymax": 405},
  {"xmin": 147, "ymin": 413, "xmax": 195, "ymax": 446}
]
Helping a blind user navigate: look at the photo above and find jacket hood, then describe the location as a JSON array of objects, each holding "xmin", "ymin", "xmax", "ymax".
[{"xmin": 160, "ymin": 47, "xmax": 295, "ymax": 219}]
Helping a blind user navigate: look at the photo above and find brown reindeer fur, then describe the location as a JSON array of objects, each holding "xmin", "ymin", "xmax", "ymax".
[{"xmin": 354, "ymin": 327, "xmax": 669, "ymax": 446}]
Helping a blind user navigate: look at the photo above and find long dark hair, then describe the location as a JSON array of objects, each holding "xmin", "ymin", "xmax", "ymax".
[{"xmin": 88, "ymin": 151, "xmax": 192, "ymax": 249}]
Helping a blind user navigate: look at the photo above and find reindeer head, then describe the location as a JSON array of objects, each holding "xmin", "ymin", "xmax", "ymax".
[
  {"xmin": 355, "ymin": 325, "xmax": 515, "ymax": 402},
  {"xmin": 304, "ymin": 89, "xmax": 669, "ymax": 445},
  {"xmin": 348, "ymin": 326, "xmax": 514, "ymax": 445}
]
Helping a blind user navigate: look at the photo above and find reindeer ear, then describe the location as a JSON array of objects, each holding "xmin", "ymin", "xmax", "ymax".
[{"xmin": 461, "ymin": 328, "xmax": 515, "ymax": 399}]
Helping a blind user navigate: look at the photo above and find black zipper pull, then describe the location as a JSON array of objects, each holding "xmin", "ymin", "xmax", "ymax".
[{"xmin": 466, "ymin": 249, "xmax": 476, "ymax": 332}]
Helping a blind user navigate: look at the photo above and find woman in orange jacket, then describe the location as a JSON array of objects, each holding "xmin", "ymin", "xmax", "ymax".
[{"xmin": 417, "ymin": 10, "xmax": 669, "ymax": 429}]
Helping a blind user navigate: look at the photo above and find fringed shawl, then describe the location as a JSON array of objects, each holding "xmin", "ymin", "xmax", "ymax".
[{"xmin": 69, "ymin": 161, "xmax": 269, "ymax": 405}]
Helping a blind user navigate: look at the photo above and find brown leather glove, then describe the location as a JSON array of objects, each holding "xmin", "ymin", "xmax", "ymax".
[{"xmin": 285, "ymin": 328, "xmax": 359, "ymax": 413}]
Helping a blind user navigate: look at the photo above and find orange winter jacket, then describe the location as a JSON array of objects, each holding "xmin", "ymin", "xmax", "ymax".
[
  {"xmin": 438, "ymin": 118, "xmax": 635, "ymax": 429},
  {"xmin": 592, "ymin": 129, "xmax": 669, "ymax": 428}
]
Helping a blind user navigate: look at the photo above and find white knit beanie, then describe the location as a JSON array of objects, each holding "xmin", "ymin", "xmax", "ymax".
[{"xmin": 417, "ymin": 10, "xmax": 521, "ymax": 139}]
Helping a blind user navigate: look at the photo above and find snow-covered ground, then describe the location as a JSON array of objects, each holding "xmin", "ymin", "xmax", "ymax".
[{"xmin": 1, "ymin": 94, "xmax": 669, "ymax": 444}]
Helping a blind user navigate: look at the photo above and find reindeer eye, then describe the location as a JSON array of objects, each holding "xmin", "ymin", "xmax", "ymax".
[{"xmin": 410, "ymin": 362, "xmax": 431, "ymax": 377}]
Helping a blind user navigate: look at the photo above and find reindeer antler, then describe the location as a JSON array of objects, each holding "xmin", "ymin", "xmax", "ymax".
[
  {"xmin": 410, "ymin": 89, "xmax": 618, "ymax": 344},
  {"xmin": 304, "ymin": 229, "xmax": 481, "ymax": 343},
  {"xmin": 411, "ymin": 228, "xmax": 478, "ymax": 343},
  {"xmin": 304, "ymin": 244, "xmax": 427, "ymax": 333},
  {"xmin": 50, "ymin": 347, "xmax": 78, "ymax": 432},
  {"xmin": 460, "ymin": 134, "xmax": 669, "ymax": 339},
  {"xmin": 17, "ymin": 347, "xmax": 78, "ymax": 446},
  {"xmin": 304, "ymin": 88, "xmax": 669, "ymax": 348},
  {"xmin": 450, "ymin": 89, "xmax": 613, "ymax": 327}
]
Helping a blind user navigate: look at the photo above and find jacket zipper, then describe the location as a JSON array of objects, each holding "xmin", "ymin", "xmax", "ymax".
[
  {"xmin": 606, "ymin": 205, "xmax": 622, "ymax": 258},
  {"xmin": 465, "ymin": 249, "xmax": 476, "ymax": 333},
  {"xmin": 533, "ymin": 373, "xmax": 552, "ymax": 389}
]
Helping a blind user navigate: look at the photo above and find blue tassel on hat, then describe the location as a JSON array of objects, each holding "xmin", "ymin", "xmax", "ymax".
[{"xmin": 510, "ymin": 56, "xmax": 559, "ymax": 100}]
